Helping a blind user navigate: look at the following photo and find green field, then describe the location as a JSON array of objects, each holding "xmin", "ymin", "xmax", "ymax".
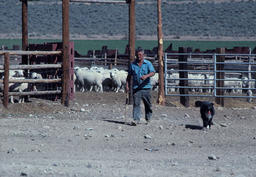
[{"xmin": 1, "ymin": 39, "xmax": 256, "ymax": 55}]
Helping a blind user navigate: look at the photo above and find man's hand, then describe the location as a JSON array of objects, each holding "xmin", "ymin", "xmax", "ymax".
[
  {"xmin": 126, "ymin": 84, "xmax": 129, "ymax": 93},
  {"xmin": 141, "ymin": 72, "xmax": 155, "ymax": 80},
  {"xmin": 126, "ymin": 74, "xmax": 131, "ymax": 93},
  {"xmin": 140, "ymin": 75, "xmax": 148, "ymax": 80}
]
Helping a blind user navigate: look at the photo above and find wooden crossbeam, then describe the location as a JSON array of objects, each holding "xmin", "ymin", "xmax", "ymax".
[
  {"xmin": 0, "ymin": 79, "xmax": 61, "ymax": 84},
  {"xmin": 0, "ymin": 64, "xmax": 62, "ymax": 70},
  {"xmin": 70, "ymin": 0, "xmax": 127, "ymax": 4},
  {"xmin": 0, "ymin": 90, "xmax": 61, "ymax": 97},
  {"xmin": 0, "ymin": 50, "xmax": 62, "ymax": 56}
]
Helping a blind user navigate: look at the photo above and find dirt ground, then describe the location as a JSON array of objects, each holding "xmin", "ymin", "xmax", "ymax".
[{"xmin": 0, "ymin": 91, "xmax": 256, "ymax": 177}]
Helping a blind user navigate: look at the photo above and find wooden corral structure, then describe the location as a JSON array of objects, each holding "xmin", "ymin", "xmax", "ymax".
[
  {"xmin": 19, "ymin": 0, "xmax": 71, "ymax": 106},
  {"xmin": 28, "ymin": 42, "xmax": 75, "ymax": 100},
  {"xmin": 0, "ymin": 50, "xmax": 62, "ymax": 108},
  {"xmin": 73, "ymin": 44, "xmax": 256, "ymax": 74},
  {"xmin": 165, "ymin": 43, "xmax": 256, "ymax": 55},
  {"xmin": 0, "ymin": 0, "xmax": 138, "ymax": 107}
]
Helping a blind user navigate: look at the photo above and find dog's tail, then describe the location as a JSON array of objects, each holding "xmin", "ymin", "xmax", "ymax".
[{"xmin": 195, "ymin": 101, "xmax": 202, "ymax": 107}]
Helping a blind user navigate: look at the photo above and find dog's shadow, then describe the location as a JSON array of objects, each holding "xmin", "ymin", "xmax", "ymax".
[
  {"xmin": 103, "ymin": 119, "xmax": 133, "ymax": 126},
  {"xmin": 185, "ymin": 124, "xmax": 203, "ymax": 130}
]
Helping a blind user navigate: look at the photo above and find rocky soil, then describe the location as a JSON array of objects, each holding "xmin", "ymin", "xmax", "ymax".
[{"xmin": 0, "ymin": 91, "xmax": 256, "ymax": 177}]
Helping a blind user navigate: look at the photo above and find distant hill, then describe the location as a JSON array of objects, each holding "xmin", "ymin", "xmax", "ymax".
[{"xmin": 1, "ymin": 0, "xmax": 256, "ymax": 40}]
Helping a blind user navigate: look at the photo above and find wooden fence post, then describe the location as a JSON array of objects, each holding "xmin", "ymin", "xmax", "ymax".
[
  {"xmin": 114, "ymin": 49, "xmax": 117, "ymax": 66},
  {"xmin": 157, "ymin": 0, "xmax": 165, "ymax": 106},
  {"xmin": 21, "ymin": 0, "xmax": 29, "ymax": 102},
  {"xmin": 3, "ymin": 53, "xmax": 10, "ymax": 108},
  {"xmin": 128, "ymin": 0, "xmax": 135, "ymax": 105},
  {"xmin": 62, "ymin": 0, "xmax": 70, "ymax": 106},
  {"xmin": 179, "ymin": 47, "xmax": 189, "ymax": 107},
  {"xmin": 109, "ymin": 63, "xmax": 112, "ymax": 70},
  {"xmin": 215, "ymin": 48, "xmax": 225, "ymax": 106},
  {"xmin": 93, "ymin": 50, "xmax": 95, "ymax": 58},
  {"xmin": 104, "ymin": 52, "xmax": 107, "ymax": 66},
  {"xmin": 21, "ymin": 0, "xmax": 28, "ymax": 66}
]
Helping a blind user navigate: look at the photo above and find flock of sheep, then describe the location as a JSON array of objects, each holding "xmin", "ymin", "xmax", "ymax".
[
  {"xmin": 74, "ymin": 66, "xmax": 159, "ymax": 93},
  {"xmin": 0, "ymin": 65, "xmax": 254, "ymax": 104},
  {"xmin": 74, "ymin": 66, "xmax": 254, "ymax": 98},
  {"xmin": 0, "ymin": 66, "xmax": 158, "ymax": 104},
  {"xmin": 0, "ymin": 69, "xmax": 46, "ymax": 103},
  {"xmin": 166, "ymin": 71, "xmax": 253, "ymax": 95},
  {"xmin": 0, "ymin": 70, "xmax": 29, "ymax": 103}
]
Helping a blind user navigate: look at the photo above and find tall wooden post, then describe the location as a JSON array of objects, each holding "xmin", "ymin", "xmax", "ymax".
[
  {"xmin": 21, "ymin": 0, "xmax": 29, "ymax": 102},
  {"xmin": 216, "ymin": 48, "xmax": 225, "ymax": 106},
  {"xmin": 21, "ymin": 0, "xmax": 28, "ymax": 54},
  {"xmin": 3, "ymin": 53, "xmax": 10, "ymax": 108},
  {"xmin": 157, "ymin": 0, "xmax": 165, "ymax": 105},
  {"xmin": 114, "ymin": 49, "xmax": 117, "ymax": 66},
  {"xmin": 128, "ymin": 0, "xmax": 135, "ymax": 104},
  {"xmin": 21, "ymin": 0, "xmax": 28, "ymax": 67},
  {"xmin": 179, "ymin": 47, "xmax": 189, "ymax": 107},
  {"xmin": 104, "ymin": 52, "xmax": 107, "ymax": 66},
  {"xmin": 129, "ymin": 0, "xmax": 135, "ymax": 63},
  {"xmin": 62, "ymin": 0, "xmax": 70, "ymax": 106}
]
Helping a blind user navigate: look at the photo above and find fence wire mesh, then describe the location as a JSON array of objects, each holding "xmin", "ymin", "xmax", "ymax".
[{"xmin": 164, "ymin": 53, "xmax": 256, "ymax": 100}]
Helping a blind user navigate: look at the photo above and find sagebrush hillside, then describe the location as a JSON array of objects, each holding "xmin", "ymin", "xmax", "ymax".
[{"xmin": 1, "ymin": 0, "xmax": 256, "ymax": 39}]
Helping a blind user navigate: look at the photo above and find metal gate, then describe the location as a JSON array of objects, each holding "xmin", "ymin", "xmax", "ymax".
[{"xmin": 164, "ymin": 52, "xmax": 256, "ymax": 101}]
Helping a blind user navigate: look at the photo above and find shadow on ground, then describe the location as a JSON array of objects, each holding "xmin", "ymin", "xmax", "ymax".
[{"xmin": 185, "ymin": 124, "xmax": 203, "ymax": 130}]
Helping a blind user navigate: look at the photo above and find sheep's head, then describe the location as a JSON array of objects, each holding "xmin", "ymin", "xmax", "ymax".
[
  {"xmin": 14, "ymin": 70, "xmax": 24, "ymax": 77},
  {"xmin": 110, "ymin": 72, "xmax": 114, "ymax": 78}
]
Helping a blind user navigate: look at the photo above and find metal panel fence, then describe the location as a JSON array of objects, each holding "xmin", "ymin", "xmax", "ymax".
[{"xmin": 164, "ymin": 52, "xmax": 256, "ymax": 103}]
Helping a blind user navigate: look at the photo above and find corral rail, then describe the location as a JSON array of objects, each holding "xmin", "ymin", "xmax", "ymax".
[{"xmin": 0, "ymin": 50, "xmax": 62, "ymax": 108}]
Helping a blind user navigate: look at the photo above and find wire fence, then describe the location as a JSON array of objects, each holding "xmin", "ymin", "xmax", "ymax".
[{"xmin": 164, "ymin": 52, "xmax": 256, "ymax": 102}]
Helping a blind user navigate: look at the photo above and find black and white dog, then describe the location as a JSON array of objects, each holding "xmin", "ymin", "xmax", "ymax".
[{"xmin": 195, "ymin": 101, "xmax": 215, "ymax": 129}]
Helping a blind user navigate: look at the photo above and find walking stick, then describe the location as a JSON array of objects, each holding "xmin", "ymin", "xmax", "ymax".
[{"xmin": 124, "ymin": 92, "xmax": 129, "ymax": 123}]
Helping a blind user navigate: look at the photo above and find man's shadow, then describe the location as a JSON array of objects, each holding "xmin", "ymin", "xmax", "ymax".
[{"xmin": 185, "ymin": 124, "xmax": 203, "ymax": 130}]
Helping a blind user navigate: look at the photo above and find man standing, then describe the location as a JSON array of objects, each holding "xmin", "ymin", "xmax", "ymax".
[{"xmin": 126, "ymin": 48, "xmax": 156, "ymax": 126}]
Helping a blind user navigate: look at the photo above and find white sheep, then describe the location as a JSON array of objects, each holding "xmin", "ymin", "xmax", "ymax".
[
  {"xmin": 10, "ymin": 70, "xmax": 24, "ymax": 77},
  {"xmin": 30, "ymin": 72, "xmax": 43, "ymax": 91},
  {"xmin": 9, "ymin": 77, "xmax": 29, "ymax": 103},
  {"xmin": 224, "ymin": 77, "xmax": 243, "ymax": 94},
  {"xmin": 31, "ymin": 72, "xmax": 43, "ymax": 79},
  {"xmin": 167, "ymin": 72, "xmax": 179, "ymax": 92},
  {"xmin": 247, "ymin": 89, "xmax": 253, "ymax": 103},
  {"xmin": 73, "ymin": 72, "xmax": 76, "ymax": 93},
  {"xmin": 188, "ymin": 73, "xmax": 205, "ymax": 93},
  {"xmin": 97, "ymin": 69, "xmax": 113, "ymax": 91},
  {"xmin": 167, "ymin": 72, "xmax": 206, "ymax": 93},
  {"xmin": 74, "ymin": 67, "xmax": 90, "ymax": 92},
  {"xmin": 75, "ymin": 68, "xmax": 105, "ymax": 92},
  {"xmin": 151, "ymin": 73, "xmax": 159, "ymax": 91},
  {"xmin": 204, "ymin": 74, "xmax": 214, "ymax": 93},
  {"xmin": 0, "ymin": 70, "xmax": 28, "ymax": 103},
  {"xmin": 0, "ymin": 70, "xmax": 24, "ymax": 79},
  {"xmin": 110, "ymin": 70, "xmax": 127, "ymax": 92}
]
